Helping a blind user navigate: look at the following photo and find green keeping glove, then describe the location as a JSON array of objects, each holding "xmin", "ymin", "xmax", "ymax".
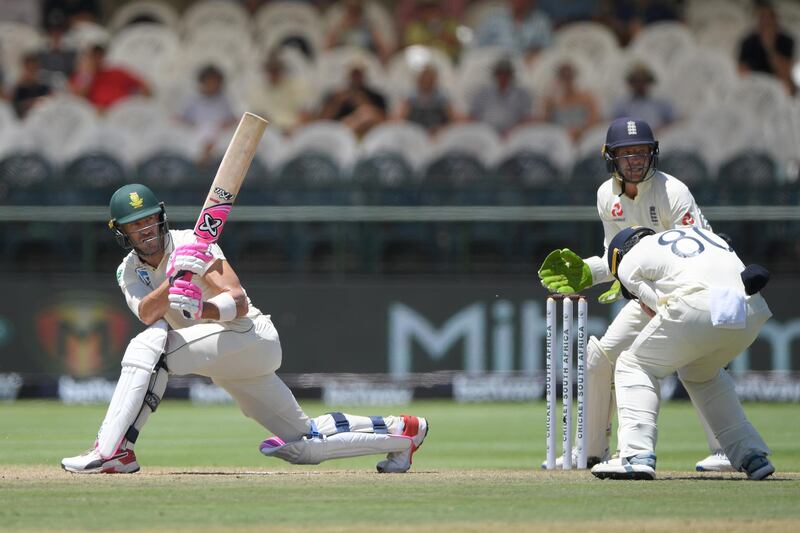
[
  {"xmin": 598, "ymin": 280, "xmax": 622, "ymax": 304},
  {"xmin": 537, "ymin": 248, "xmax": 593, "ymax": 294}
]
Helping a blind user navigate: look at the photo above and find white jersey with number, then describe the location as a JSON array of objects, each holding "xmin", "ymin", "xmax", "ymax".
[
  {"xmin": 115, "ymin": 229, "xmax": 261, "ymax": 329},
  {"xmin": 584, "ymin": 170, "xmax": 711, "ymax": 285},
  {"xmin": 616, "ymin": 227, "xmax": 746, "ymax": 312}
]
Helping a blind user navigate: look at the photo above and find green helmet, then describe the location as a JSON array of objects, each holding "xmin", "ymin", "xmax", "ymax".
[{"xmin": 108, "ymin": 184, "xmax": 169, "ymax": 254}]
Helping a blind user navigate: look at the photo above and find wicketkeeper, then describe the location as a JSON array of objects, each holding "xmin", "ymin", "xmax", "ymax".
[
  {"xmin": 61, "ymin": 184, "xmax": 428, "ymax": 474},
  {"xmin": 538, "ymin": 118, "xmax": 733, "ymax": 471}
]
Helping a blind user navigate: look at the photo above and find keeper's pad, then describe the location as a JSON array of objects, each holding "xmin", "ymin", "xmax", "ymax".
[
  {"xmin": 583, "ymin": 336, "xmax": 615, "ymax": 459},
  {"xmin": 262, "ymin": 432, "xmax": 411, "ymax": 465},
  {"xmin": 96, "ymin": 321, "xmax": 168, "ymax": 458}
]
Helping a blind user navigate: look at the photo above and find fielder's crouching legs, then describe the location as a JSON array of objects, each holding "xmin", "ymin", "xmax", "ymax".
[
  {"xmin": 62, "ymin": 320, "xmax": 169, "ymax": 473},
  {"xmin": 260, "ymin": 412, "xmax": 429, "ymax": 473}
]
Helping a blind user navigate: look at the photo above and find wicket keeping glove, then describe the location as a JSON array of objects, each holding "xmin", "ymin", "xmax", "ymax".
[
  {"xmin": 168, "ymin": 279, "xmax": 203, "ymax": 320},
  {"xmin": 598, "ymin": 280, "xmax": 622, "ymax": 304},
  {"xmin": 537, "ymin": 248, "xmax": 592, "ymax": 294}
]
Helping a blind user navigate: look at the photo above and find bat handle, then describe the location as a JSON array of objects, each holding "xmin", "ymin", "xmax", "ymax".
[{"xmin": 180, "ymin": 271, "xmax": 194, "ymax": 319}]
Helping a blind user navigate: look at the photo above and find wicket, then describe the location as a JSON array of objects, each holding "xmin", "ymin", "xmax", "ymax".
[{"xmin": 545, "ymin": 295, "xmax": 587, "ymax": 470}]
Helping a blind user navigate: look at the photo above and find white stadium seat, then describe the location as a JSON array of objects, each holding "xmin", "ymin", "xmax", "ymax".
[
  {"xmin": 181, "ymin": 0, "xmax": 251, "ymax": 36},
  {"xmin": 103, "ymin": 97, "xmax": 171, "ymax": 137},
  {"xmin": 726, "ymin": 73, "xmax": 791, "ymax": 119},
  {"xmin": 283, "ymin": 121, "xmax": 358, "ymax": 173},
  {"xmin": 61, "ymin": 122, "xmax": 136, "ymax": 167},
  {"xmin": 313, "ymin": 46, "xmax": 389, "ymax": 99},
  {"xmin": 23, "ymin": 95, "xmax": 98, "ymax": 164},
  {"xmin": 106, "ymin": 23, "xmax": 181, "ymax": 90},
  {"xmin": 254, "ymin": 1, "xmax": 324, "ymax": 58},
  {"xmin": 501, "ymin": 124, "xmax": 575, "ymax": 174},
  {"xmin": 131, "ymin": 121, "xmax": 205, "ymax": 163},
  {"xmin": 63, "ymin": 21, "xmax": 110, "ymax": 51},
  {"xmin": 628, "ymin": 22, "xmax": 696, "ymax": 73},
  {"xmin": 574, "ymin": 123, "xmax": 608, "ymax": 160},
  {"xmin": 520, "ymin": 47, "xmax": 594, "ymax": 105},
  {"xmin": 108, "ymin": 1, "xmax": 180, "ymax": 32},
  {"xmin": 360, "ymin": 121, "xmax": 432, "ymax": 171},
  {"xmin": 554, "ymin": 22, "xmax": 621, "ymax": 81},
  {"xmin": 430, "ymin": 122, "xmax": 502, "ymax": 168},
  {"xmin": 658, "ymin": 48, "xmax": 738, "ymax": 119}
]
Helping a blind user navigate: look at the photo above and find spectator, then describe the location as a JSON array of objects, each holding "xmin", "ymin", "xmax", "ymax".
[
  {"xmin": 403, "ymin": 0, "xmax": 461, "ymax": 61},
  {"xmin": 610, "ymin": 63, "xmax": 675, "ymax": 131},
  {"xmin": 541, "ymin": 61, "xmax": 600, "ymax": 141},
  {"xmin": 317, "ymin": 62, "xmax": 387, "ymax": 137},
  {"xmin": 179, "ymin": 65, "xmax": 239, "ymax": 164},
  {"xmin": 39, "ymin": 11, "xmax": 77, "ymax": 89},
  {"xmin": 245, "ymin": 53, "xmax": 312, "ymax": 134},
  {"xmin": 324, "ymin": 0, "xmax": 393, "ymax": 63},
  {"xmin": 43, "ymin": 0, "xmax": 100, "ymax": 27},
  {"xmin": 538, "ymin": 0, "xmax": 599, "ymax": 27},
  {"xmin": 393, "ymin": 65, "xmax": 458, "ymax": 135},
  {"xmin": 475, "ymin": 0, "xmax": 553, "ymax": 62},
  {"xmin": 469, "ymin": 58, "xmax": 533, "ymax": 135},
  {"xmin": 69, "ymin": 45, "xmax": 150, "ymax": 111},
  {"xmin": 11, "ymin": 53, "xmax": 52, "ymax": 118},
  {"xmin": 604, "ymin": 0, "xmax": 679, "ymax": 46},
  {"xmin": 738, "ymin": 0, "xmax": 796, "ymax": 95}
]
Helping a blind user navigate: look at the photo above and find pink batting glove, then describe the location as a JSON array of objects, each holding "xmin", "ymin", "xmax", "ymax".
[
  {"xmin": 167, "ymin": 242, "xmax": 214, "ymax": 284},
  {"xmin": 168, "ymin": 279, "xmax": 203, "ymax": 319}
]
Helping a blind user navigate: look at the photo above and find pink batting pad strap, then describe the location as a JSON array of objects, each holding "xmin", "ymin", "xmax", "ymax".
[{"xmin": 194, "ymin": 204, "xmax": 232, "ymax": 243}]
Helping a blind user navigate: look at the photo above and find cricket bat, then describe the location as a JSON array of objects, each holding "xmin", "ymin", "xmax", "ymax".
[{"xmin": 180, "ymin": 112, "xmax": 268, "ymax": 317}]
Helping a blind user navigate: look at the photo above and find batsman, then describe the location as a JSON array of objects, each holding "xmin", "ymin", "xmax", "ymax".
[
  {"xmin": 61, "ymin": 183, "xmax": 428, "ymax": 473},
  {"xmin": 538, "ymin": 117, "xmax": 733, "ymax": 472}
]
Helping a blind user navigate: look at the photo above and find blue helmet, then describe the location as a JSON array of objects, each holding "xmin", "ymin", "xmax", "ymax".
[
  {"xmin": 607, "ymin": 226, "xmax": 655, "ymax": 279},
  {"xmin": 602, "ymin": 117, "xmax": 659, "ymax": 184}
]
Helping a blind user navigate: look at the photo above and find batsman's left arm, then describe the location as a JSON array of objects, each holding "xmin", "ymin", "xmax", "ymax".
[{"xmin": 200, "ymin": 260, "xmax": 248, "ymax": 321}]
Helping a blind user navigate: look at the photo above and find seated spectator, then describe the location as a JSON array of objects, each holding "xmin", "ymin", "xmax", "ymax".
[
  {"xmin": 393, "ymin": 65, "xmax": 458, "ymax": 135},
  {"xmin": 541, "ymin": 61, "xmax": 600, "ymax": 141},
  {"xmin": 317, "ymin": 62, "xmax": 387, "ymax": 137},
  {"xmin": 12, "ymin": 53, "xmax": 52, "ymax": 118},
  {"xmin": 43, "ymin": 0, "xmax": 101, "ymax": 27},
  {"xmin": 70, "ymin": 45, "xmax": 150, "ymax": 111},
  {"xmin": 245, "ymin": 53, "xmax": 312, "ymax": 134},
  {"xmin": 403, "ymin": 0, "xmax": 461, "ymax": 61},
  {"xmin": 469, "ymin": 58, "xmax": 533, "ymax": 136},
  {"xmin": 39, "ymin": 11, "xmax": 77, "ymax": 89},
  {"xmin": 538, "ymin": 0, "xmax": 599, "ymax": 27},
  {"xmin": 610, "ymin": 63, "xmax": 675, "ymax": 131},
  {"xmin": 604, "ymin": 0, "xmax": 679, "ymax": 45},
  {"xmin": 325, "ymin": 0, "xmax": 393, "ymax": 63},
  {"xmin": 738, "ymin": 0, "xmax": 796, "ymax": 95},
  {"xmin": 179, "ymin": 65, "xmax": 239, "ymax": 164},
  {"xmin": 475, "ymin": 0, "xmax": 553, "ymax": 62}
]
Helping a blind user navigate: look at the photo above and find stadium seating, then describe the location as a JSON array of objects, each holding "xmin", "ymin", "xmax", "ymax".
[{"xmin": 108, "ymin": 1, "xmax": 180, "ymax": 32}]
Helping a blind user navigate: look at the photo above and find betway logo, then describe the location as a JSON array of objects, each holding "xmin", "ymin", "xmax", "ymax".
[{"xmin": 388, "ymin": 301, "xmax": 800, "ymax": 376}]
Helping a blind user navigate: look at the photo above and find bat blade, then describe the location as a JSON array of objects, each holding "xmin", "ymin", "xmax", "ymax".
[{"xmin": 192, "ymin": 112, "xmax": 268, "ymax": 243}]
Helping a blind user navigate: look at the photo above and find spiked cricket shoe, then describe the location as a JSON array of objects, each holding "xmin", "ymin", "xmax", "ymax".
[
  {"xmin": 376, "ymin": 415, "xmax": 428, "ymax": 473},
  {"xmin": 591, "ymin": 453, "xmax": 656, "ymax": 480},
  {"xmin": 61, "ymin": 447, "xmax": 140, "ymax": 474},
  {"xmin": 695, "ymin": 451, "xmax": 735, "ymax": 472}
]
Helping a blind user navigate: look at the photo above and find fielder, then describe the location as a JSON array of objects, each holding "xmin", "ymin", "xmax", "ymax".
[
  {"xmin": 538, "ymin": 117, "xmax": 733, "ymax": 471},
  {"xmin": 591, "ymin": 226, "xmax": 774, "ymax": 480},
  {"xmin": 61, "ymin": 184, "xmax": 428, "ymax": 474}
]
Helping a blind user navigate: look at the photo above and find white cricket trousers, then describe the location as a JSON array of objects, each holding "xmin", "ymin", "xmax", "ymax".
[
  {"xmin": 586, "ymin": 300, "xmax": 725, "ymax": 458},
  {"xmin": 614, "ymin": 291, "xmax": 772, "ymax": 469},
  {"xmin": 164, "ymin": 315, "xmax": 312, "ymax": 441}
]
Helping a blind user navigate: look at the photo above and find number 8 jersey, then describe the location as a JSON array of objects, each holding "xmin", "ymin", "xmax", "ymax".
[{"xmin": 616, "ymin": 227, "xmax": 746, "ymax": 313}]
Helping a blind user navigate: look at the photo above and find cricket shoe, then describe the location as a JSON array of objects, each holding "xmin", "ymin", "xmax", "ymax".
[
  {"xmin": 695, "ymin": 451, "xmax": 735, "ymax": 472},
  {"xmin": 61, "ymin": 446, "xmax": 140, "ymax": 474},
  {"xmin": 591, "ymin": 453, "xmax": 656, "ymax": 480},
  {"xmin": 740, "ymin": 454, "xmax": 775, "ymax": 481},
  {"xmin": 376, "ymin": 415, "xmax": 428, "ymax": 473},
  {"xmin": 540, "ymin": 447, "xmax": 608, "ymax": 470}
]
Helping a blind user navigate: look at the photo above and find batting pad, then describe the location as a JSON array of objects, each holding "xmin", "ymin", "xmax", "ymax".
[{"xmin": 261, "ymin": 433, "xmax": 411, "ymax": 465}]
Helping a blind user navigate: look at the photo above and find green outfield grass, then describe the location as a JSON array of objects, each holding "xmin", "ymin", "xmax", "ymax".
[{"xmin": 1, "ymin": 399, "xmax": 799, "ymax": 532}]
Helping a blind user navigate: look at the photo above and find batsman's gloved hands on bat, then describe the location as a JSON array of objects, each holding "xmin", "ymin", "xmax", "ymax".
[
  {"xmin": 168, "ymin": 279, "xmax": 203, "ymax": 320},
  {"xmin": 598, "ymin": 280, "xmax": 622, "ymax": 304},
  {"xmin": 167, "ymin": 242, "xmax": 213, "ymax": 285},
  {"xmin": 538, "ymin": 248, "xmax": 592, "ymax": 294}
]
